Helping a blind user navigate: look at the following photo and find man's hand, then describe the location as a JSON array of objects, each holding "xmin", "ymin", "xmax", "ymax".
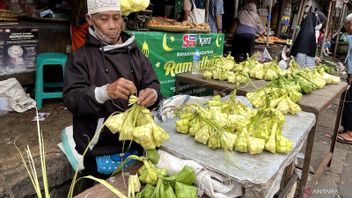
[
  {"xmin": 138, "ymin": 88, "xmax": 158, "ymax": 107},
  {"xmin": 347, "ymin": 74, "xmax": 352, "ymax": 85},
  {"xmin": 315, "ymin": 57, "xmax": 321, "ymax": 64},
  {"xmin": 106, "ymin": 78, "xmax": 137, "ymax": 100}
]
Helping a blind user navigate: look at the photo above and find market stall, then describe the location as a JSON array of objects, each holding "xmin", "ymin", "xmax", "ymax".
[
  {"xmin": 173, "ymin": 70, "xmax": 347, "ymax": 197},
  {"xmin": 158, "ymin": 112, "xmax": 315, "ymax": 198},
  {"xmin": 75, "ymin": 110, "xmax": 316, "ymax": 198}
]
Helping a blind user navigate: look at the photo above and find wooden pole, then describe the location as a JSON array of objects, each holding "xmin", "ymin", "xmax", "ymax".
[
  {"xmin": 292, "ymin": 0, "xmax": 306, "ymax": 40},
  {"xmin": 320, "ymin": 0, "xmax": 336, "ymax": 58},
  {"xmin": 205, "ymin": 0, "xmax": 209, "ymax": 23},
  {"xmin": 333, "ymin": 0, "xmax": 348, "ymax": 56}
]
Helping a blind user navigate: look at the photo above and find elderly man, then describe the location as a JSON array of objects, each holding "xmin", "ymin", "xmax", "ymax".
[
  {"xmin": 63, "ymin": 0, "xmax": 161, "ymax": 177},
  {"xmin": 338, "ymin": 14, "xmax": 352, "ymax": 144}
]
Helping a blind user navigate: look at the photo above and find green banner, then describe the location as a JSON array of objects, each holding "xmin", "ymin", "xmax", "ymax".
[{"xmin": 132, "ymin": 31, "xmax": 224, "ymax": 97}]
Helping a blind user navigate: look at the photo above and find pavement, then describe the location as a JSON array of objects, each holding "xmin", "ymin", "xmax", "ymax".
[{"xmin": 305, "ymin": 98, "xmax": 352, "ymax": 198}]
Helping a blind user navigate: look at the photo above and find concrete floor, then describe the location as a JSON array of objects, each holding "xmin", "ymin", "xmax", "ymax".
[
  {"xmin": 306, "ymin": 99, "xmax": 352, "ymax": 198},
  {"xmin": 0, "ymin": 97, "xmax": 351, "ymax": 198}
]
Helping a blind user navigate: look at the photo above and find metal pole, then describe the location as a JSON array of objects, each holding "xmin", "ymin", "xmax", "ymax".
[
  {"xmin": 320, "ymin": 0, "xmax": 336, "ymax": 58},
  {"xmin": 234, "ymin": 0, "xmax": 239, "ymax": 18},
  {"xmin": 266, "ymin": 0, "xmax": 273, "ymax": 47},
  {"xmin": 333, "ymin": 0, "xmax": 348, "ymax": 56}
]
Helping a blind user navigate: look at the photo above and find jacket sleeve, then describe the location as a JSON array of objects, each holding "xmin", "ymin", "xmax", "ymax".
[
  {"xmin": 137, "ymin": 49, "xmax": 162, "ymax": 109},
  {"xmin": 63, "ymin": 52, "xmax": 104, "ymax": 115}
]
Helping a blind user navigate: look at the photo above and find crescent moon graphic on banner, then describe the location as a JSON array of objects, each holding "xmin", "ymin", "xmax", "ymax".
[
  {"xmin": 163, "ymin": 33, "xmax": 174, "ymax": 52},
  {"xmin": 215, "ymin": 35, "xmax": 222, "ymax": 48}
]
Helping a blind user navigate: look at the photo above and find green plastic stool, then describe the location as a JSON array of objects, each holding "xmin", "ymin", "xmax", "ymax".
[{"xmin": 35, "ymin": 53, "xmax": 67, "ymax": 109}]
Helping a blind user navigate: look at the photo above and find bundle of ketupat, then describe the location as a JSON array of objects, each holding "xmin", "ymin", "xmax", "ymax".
[
  {"xmin": 202, "ymin": 55, "xmax": 250, "ymax": 85},
  {"xmin": 121, "ymin": 154, "xmax": 197, "ymax": 198},
  {"xmin": 249, "ymin": 59, "xmax": 282, "ymax": 81},
  {"xmin": 121, "ymin": 0, "xmax": 150, "ymax": 16},
  {"xmin": 137, "ymin": 165, "xmax": 198, "ymax": 198},
  {"xmin": 247, "ymin": 60, "xmax": 341, "ymax": 115},
  {"xmin": 175, "ymin": 91, "xmax": 293, "ymax": 154},
  {"xmin": 104, "ymin": 95, "xmax": 169, "ymax": 150},
  {"xmin": 138, "ymin": 158, "xmax": 168, "ymax": 185}
]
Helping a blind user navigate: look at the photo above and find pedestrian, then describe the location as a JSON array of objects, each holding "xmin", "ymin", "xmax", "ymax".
[
  {"xmin": 337, "ymin": 13, "xmax": 352, "ymax": 144},
  {"xmin": 63, "ymin": 0, "xmax": 161, "ymax": 178},
  {"xmin": 290, "ymin": 11, "xmax": 327, "ymax": 68},
  {"xmin": 183, "ymin": 0, "xmax": 205, "ymax": 23},
  {"xmin": 231, "ymin": 2, "xmax": 265, "ymax": 62},
  {"xmin": 208, "ymin": 0, "xmax": 224, "ymax": 33}
]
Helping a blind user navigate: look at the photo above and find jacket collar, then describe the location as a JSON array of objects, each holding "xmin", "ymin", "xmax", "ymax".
[{"xmin": 87, "ymin": 27, "xmax": 136, "ymax": 52}]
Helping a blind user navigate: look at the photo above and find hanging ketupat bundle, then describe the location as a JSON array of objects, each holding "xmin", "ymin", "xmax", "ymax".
[
  {"xmin": 104, "ymin": 95, "xmax": 169, "ymax": 150},
  {"xmin": 121, "ymin": 0, "xmax": 150, "ymax": 16}
]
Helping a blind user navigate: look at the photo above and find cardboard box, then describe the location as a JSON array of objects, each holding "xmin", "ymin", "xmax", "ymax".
[{"xmin": 2, "ymin": 28, "xmax": 38, "ymax": 74}]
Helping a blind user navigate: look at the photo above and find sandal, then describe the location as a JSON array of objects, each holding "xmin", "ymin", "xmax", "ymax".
[
  {"xmin": 325, "ymin": 130, "xmax": 345, "ymax": 139},
  {"xmin": 337, "ymin": 133, "xmax": 352, "ymax": 145}
]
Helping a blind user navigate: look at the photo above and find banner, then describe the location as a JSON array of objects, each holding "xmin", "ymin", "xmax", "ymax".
[{"xmin": 132, "ymin": 31, "xmax": 224, "ymax": 97}]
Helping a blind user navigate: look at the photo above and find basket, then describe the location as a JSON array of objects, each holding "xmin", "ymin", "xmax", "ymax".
[
  {"xmin": 188, "ymin": 28, "xmax": 210, "ymax": 33},
  {"xmin": 148, "ymin": 25, "xmax": 190, "ymax": 32}
]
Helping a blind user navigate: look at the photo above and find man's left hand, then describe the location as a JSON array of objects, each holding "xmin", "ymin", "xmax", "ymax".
[
  {"xmin": 315, "ymin": 57, "xmax": 321, "ymax": 64},
  {"xmin": 138, "ymin": 88, "xmax": 157, "ymax": 107}
]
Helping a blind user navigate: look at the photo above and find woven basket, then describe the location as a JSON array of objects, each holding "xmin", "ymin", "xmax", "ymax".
[
  {"xmin": 188, "ymin": 28, "xmax": 210, "ymax": 33},
  {"xmin": 148, "ymin": 25, "xmax": 190, "ymax": 32},
  {"xmin": 0, "ymin": 17, "xmax": 17, "ymax": 21}
]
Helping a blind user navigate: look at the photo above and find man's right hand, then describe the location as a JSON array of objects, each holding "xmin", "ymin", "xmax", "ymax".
[{"xmin": 106, "ymin": 78, "xmax": 137, "ymax": 100}]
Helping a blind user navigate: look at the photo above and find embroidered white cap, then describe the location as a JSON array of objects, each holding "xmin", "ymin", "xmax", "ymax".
[{"xmin": 87, "ymin": 0, "xmax": 121, "ymax": 15}]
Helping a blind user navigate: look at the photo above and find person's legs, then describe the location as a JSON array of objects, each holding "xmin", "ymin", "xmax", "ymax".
[
  {"xmin": 248, "ymin": 34, "xmax": 255, "ymax": 57},
  {"xmin": 232, "ymin": 33, "xmax": 254, "ymax": 62},
  {"xmin": 231, "ymin": 33, "xmax": 243, "ymax": 61},
  {"xmin": 339, "ymin": 83, "xmax": 352, "ymax": 142}
]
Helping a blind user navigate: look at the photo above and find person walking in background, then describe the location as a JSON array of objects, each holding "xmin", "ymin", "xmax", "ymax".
[
  {"xmin": 337, "ymin": 14, "xmax": 352, "ymax": 144},
  {"xmin": 183, "ymin": 0, "xmax": 205, "ymax": 23},
  {"xmin": 231, "ymin": 3, "xmax": 265, "ymax": 62},
  {"xmin": 290, "ymin": 11, "xmax": 327, "ymax": 68},
  {"xmin": 208, "ymin": 0, "xmax": 224, "ymax": 33}
]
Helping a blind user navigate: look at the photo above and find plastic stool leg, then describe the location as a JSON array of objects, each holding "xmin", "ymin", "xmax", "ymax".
[{"xmin": 35, "ymin": 64, "xmax": 44, "ymax": 109}]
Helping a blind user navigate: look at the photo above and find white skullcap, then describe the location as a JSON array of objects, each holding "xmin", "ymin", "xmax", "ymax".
[
  {"xmin": 345, "ymin": 13, "xmax": 352, "ymax": 24},
  {"xmin": 87, "ymin": 0, "xmax": 121, "ymax": 15}
]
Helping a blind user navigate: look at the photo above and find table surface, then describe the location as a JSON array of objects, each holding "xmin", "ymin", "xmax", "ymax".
[
  {"xmin": 158, "ymin": 111, "xmax": 316, "ymax": 188},
  {"xmin": 176, "ymin": 72, "xmax": 348, "ymax": 114}
]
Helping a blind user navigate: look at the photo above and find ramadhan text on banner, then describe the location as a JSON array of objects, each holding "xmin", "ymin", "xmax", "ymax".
[{"xmin": 132, "ymin": 31, "xmax": 224, "ymax": 96}]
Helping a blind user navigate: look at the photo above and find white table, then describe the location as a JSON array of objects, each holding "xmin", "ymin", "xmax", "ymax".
[{"xmin": 158, "ymin": 111, "xmax": 316, "ymax": 198}]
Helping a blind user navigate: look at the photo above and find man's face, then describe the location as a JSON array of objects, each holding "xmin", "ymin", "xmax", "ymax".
[
  {"xmin": 345, "ymin": 21, "xmax": 352, "ymax": 35},
  {"xmin": 86, "ymin": 11, "xmax": 123, "ymax": 43}
]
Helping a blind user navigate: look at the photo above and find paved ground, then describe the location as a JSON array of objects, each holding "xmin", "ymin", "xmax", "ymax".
[
  {"xmin": 306, "ymin": 99, "xmax": 352, "ymax": 198},
  {"xmin": 0, "ymin": 96, "xmax": 352, "ymax": 197}
]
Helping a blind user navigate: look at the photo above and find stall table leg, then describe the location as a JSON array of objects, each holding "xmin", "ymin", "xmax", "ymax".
[
  {"xmin": 298, "ymin": 121, "xmax": 318, "ymax": 198},
  {"xmin": 175, "ymin": 78, "xmax": 180, "ymax": 95},
  {"xmin": 278, "ymin": 161, "xmax": 297, "ymax": 198},
  {"xmin": 309, "ymin": 90, "xmax": 347, "ymax": 186},
  {"xmin": 328, "ymin": 90, "xmax": 347, "ymax": 166}
]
